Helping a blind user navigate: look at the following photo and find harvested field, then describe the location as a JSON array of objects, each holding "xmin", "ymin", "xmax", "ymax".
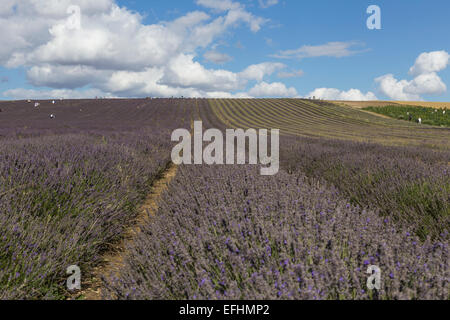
[
  {"xmin": 331, "ymin": 100, "xmax": 450, "ymax": 110},
  {"xmin": 209, "ymin": 99, "xmax": 450, "ymax": 148}
]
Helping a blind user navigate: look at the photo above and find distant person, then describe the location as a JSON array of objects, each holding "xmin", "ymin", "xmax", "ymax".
[
  {"xmin": 50, "ymin": 114, "xmax": 55, "ymax": 119},
  {"xmin": 418, "ymin": 117, "xmax": 422, "ymax": 124}
]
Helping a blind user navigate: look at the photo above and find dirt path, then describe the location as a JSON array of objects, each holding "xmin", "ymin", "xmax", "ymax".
[
  {"xmin": 74, "ymin": 163, "xmax": 178, "ymax": 300},
  {"xmin": 331, "ymin": 100, "xmax": 402, "ymax": 120},
  {"xmin": 329, "ymin": 100, "xmax": 400, "ymax": 109},
  {"xmin": 358, "ymin": 109, "xmax": 393, "ymax": 120}
]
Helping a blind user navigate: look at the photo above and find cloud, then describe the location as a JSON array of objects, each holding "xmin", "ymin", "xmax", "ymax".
[
  {"xmin": 26, "ymin": 64, "xmax": 109, "ymax": 89},
  {"xmin": 375, "ymin": 73, "xmax": 446, "ymax": 101},
  {"xmin": 409, "ymin": 51, "xmax": 449, "ymax": 76},
  {"xmin": 196, "ymin": 0, "xmax": 241, "ymax": 12},
  {"xmin": 1, "ymin": 0, "xmax": 276, "ymax": 99},
  {"xmin": 277, "ymin": 69, "xmax": 304, "ymax": 79},
  {"xmin": 99, "ymin": 59, "xmax": 286, "ymax": 98},
  {"xmin": 101, "ymin": 67, "xmax": 204, "ymax": 97},
  {"xmin": 25, "ymin": 10, "xmax": 213, "ymax": 70},
  {"xmin": 376, "ymin": 51, "xmax": 449, "ymax": 101},
  {"xmin": 203, "ymin": 50, "xmax": 232, "ymax": 64},
  {"xmin": 405, "ymin": 72, "xmax": 446, "ymax": 95},
  {"xmin": 248, "ymin": 81, "xmax": 298, "ymax": 97},
  {"xmin": 239, "ymin": 62, "xmax": 286, "ymax": 82},
  {"xmin": 272, "ymin": 41, "xmax": 366, "ymax": 59},
  {"xmin": 0, "ymin": 0, "xmax": 115, "ymax": 67},
  {"xmin": 195, "ymin": 0, "xmax": 268, "ymax": 32},
  {"xmin": 375, "ymin": 74, "xmax": 419, "ymax": 101},
  {"xmin": 162, "ymin": 54, "xmax": 239, "ymax": 91},
  {"xmin": 305, "ymin": 88, "xmax": 377, "ymax": 101},
  {"xmin": 3, "ymin": 88, "xmax": 114, "ymax": 99},
  {"xmin": 259, "ymin": 0, "xmax": 279, "ymax": 9}
]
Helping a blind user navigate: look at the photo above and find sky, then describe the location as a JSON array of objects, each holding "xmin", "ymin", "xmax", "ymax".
[{"xmin": 0, "ymin": 0, "xmax": 449, "ymax": 101}]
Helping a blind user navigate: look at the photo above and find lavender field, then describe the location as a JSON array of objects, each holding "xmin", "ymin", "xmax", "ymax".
[
  {"xmin": 0, "ymin": 98, "xmax": 448, "ymax": 300},
  {"xmin": 0, "ymin": 99, "xmax": 192, "ymax": 299},
  {"xmin": 103, "ymin": 165, "xmax": 448, "ymax": 300}
]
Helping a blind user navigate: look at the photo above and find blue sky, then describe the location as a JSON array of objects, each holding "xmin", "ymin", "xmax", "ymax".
[{"xmin": 0, "ymin": 0, "xmax": 449, "ymax": 101}]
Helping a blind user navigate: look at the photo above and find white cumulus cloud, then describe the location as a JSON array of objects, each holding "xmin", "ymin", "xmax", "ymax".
[
  {"xmin": 305, "ymin": 88, "xmax": 377, "ymax": 101},
  {"xmin": 248, "ymin": 81, "xmax": 298, "ymax": 97},
  {"xmin": 375, "ymin": 74, "xmax": 420, "ymax": 101},
  {"xmin": 239, "ymin": 62, "xmax": 286, "ymax": 82},
  {"xmin": 162, "ymin": 54, "xmax": 239, "ymax": 91},
  {"xmin": 409, "ymin": 51, "xmax": 449, "ymax": 76},
  {"xmin": 1, "ymin": 0, "xmax": 281, "ymax": 99},
  {"xmin": 376, "ymin": 50, "xmax": 449, "ymax": 101}
]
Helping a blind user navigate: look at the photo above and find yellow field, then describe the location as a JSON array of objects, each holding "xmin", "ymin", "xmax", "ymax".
[
  {"xmin": 331, "ymin": 100, "xmax": 450, "ymax": 109},
  {"xmin": 210, "ymin": 99, "xmax": 450, "ymax": 148}
]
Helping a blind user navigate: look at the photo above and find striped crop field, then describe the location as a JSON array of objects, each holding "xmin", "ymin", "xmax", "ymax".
[{"xmin": 210, "ymin": 99, "xmax": 450, "ymax": 148}]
